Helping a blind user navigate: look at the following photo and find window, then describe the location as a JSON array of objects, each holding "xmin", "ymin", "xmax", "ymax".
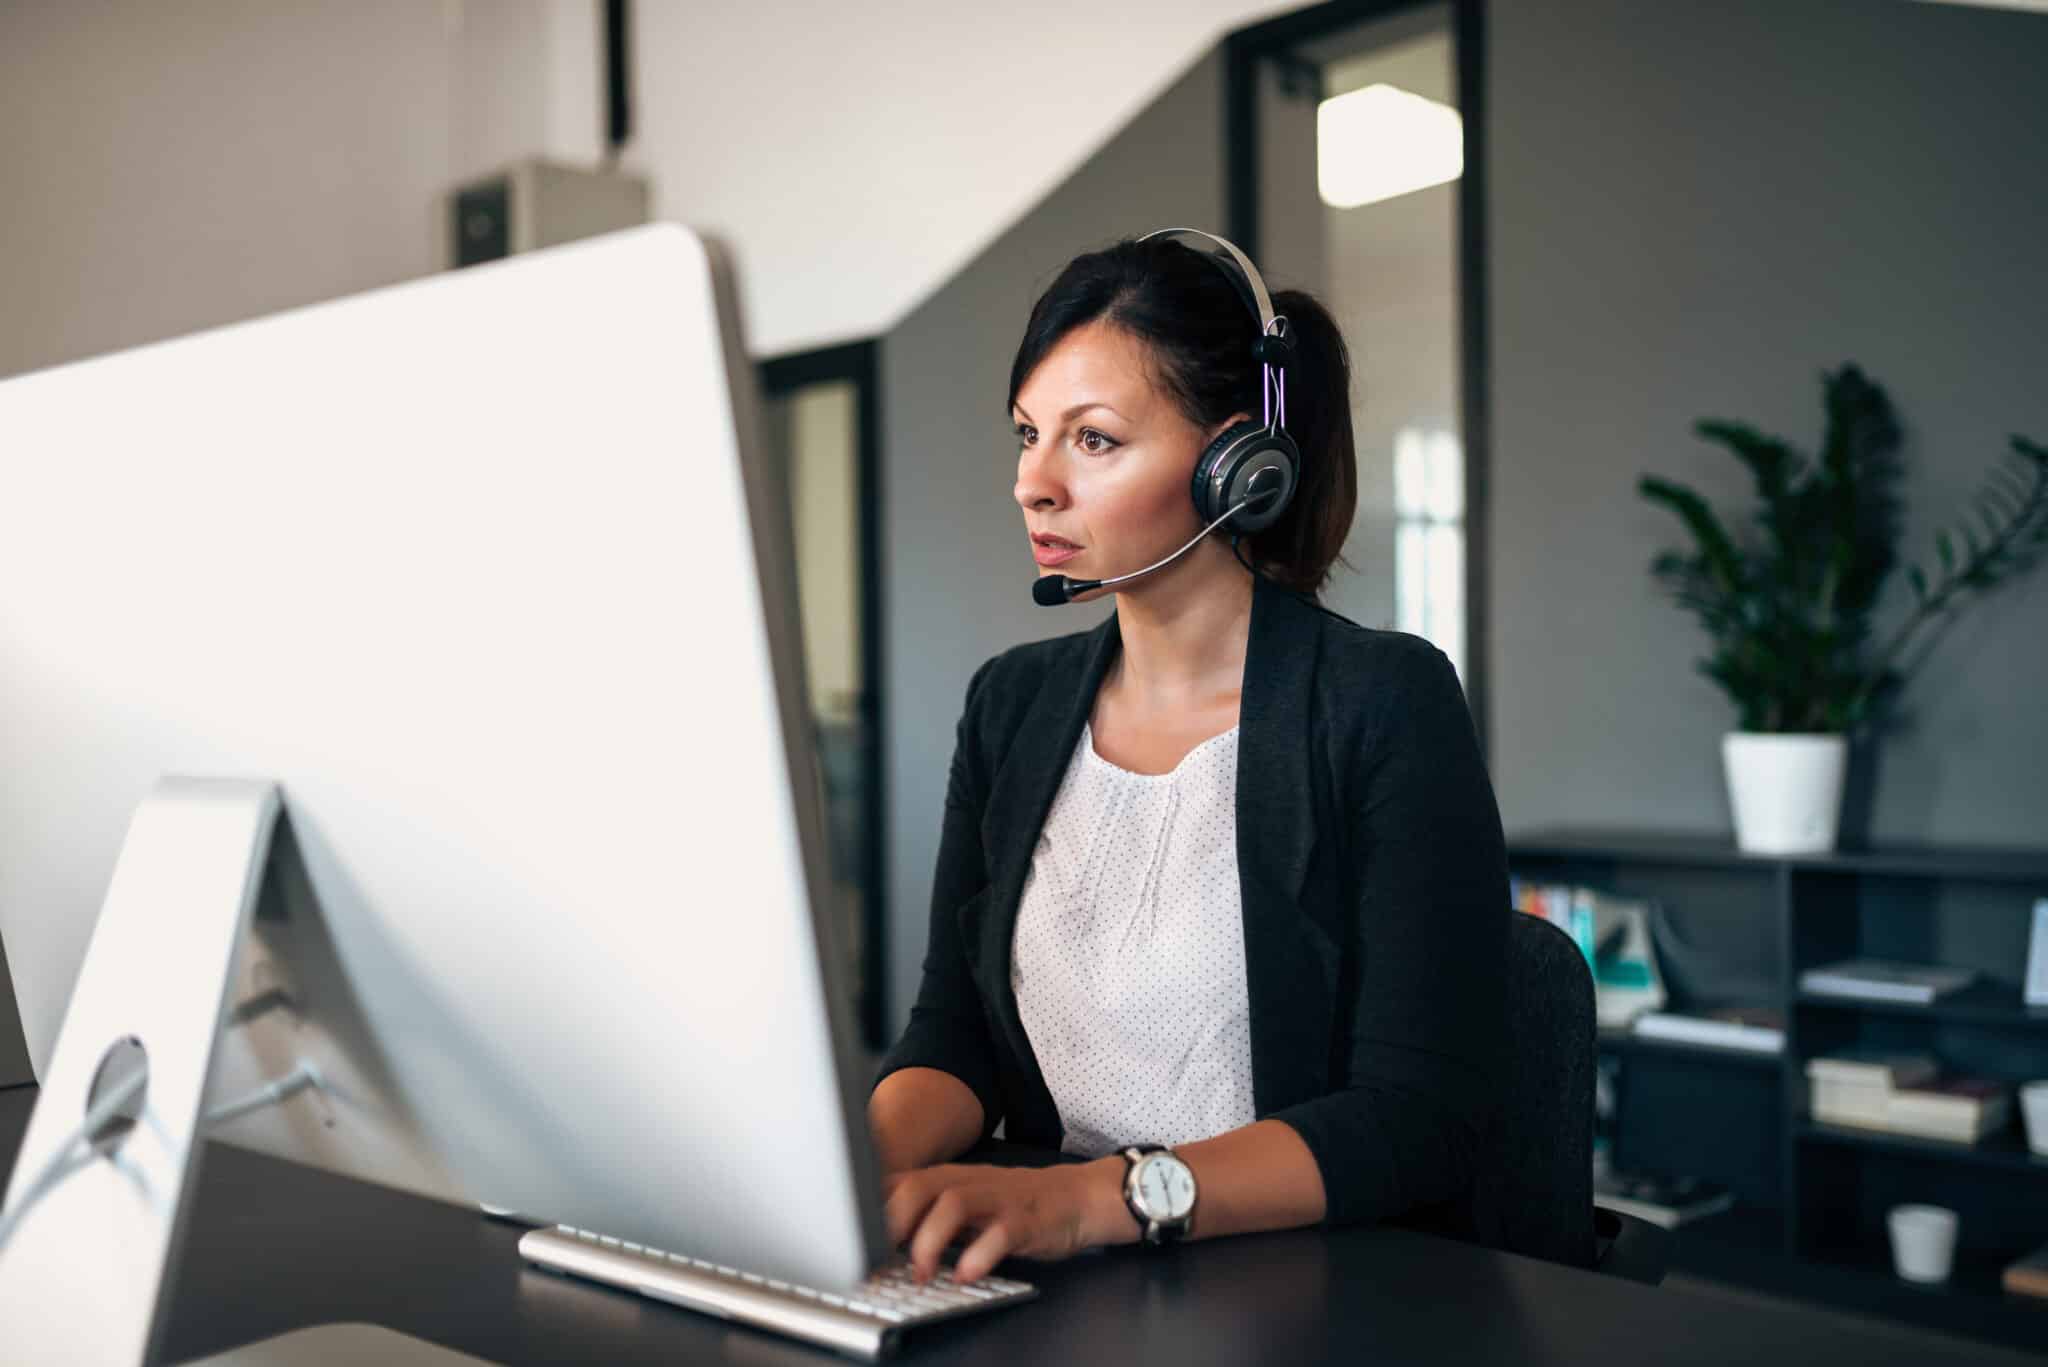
[{"xmin": 1394, "ymin": 425, "xmax": 1466, "ymax": 682}]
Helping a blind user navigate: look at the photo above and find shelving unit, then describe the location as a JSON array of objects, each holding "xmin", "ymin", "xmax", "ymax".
[
  {"xmin": 1600, "ymin": 1025, "xmax": 1781, "ymax": 1072},
  {"xmin": 1795, "ymin": 982, "xmax": 2048, "ymax": 1029},
  {"xmin": 1798, "ymin": 1120, "xmax": 2048, "ymax": 1175},
  {"xmin": 1510, "ymin": 828, "xmax": 2048, "ymax": 1354}
]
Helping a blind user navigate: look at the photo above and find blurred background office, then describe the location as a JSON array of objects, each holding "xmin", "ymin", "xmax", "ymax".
[{"xmin": 2, "ymin": 0, "xmax": 2045, "ymax": 1354}]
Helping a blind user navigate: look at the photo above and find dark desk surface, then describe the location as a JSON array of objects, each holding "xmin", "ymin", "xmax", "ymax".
[{"xmin": 0, "ymin": 1087, "xmax": 2038, "ymax": 1366}]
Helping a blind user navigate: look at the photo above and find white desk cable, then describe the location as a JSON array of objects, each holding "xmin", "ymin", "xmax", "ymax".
[
  {"xmin": 0, "ymin": 1058, "xmax": 324, "ymax": 1256},
  {"xmin": 0, "ymin": 1064, "xmax": 149, "ymax": 1256},
  {"xmin": 204, "ymin": 1059, "xmax": 323, "ymax": 1127}
]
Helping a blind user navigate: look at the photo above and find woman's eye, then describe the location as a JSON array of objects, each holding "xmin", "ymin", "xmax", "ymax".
[
  {"xmin": 1014, "ymin": 423, "xmax": 1037, "ymax": 446},
  {"xmin": 1078, "ymin": 428, "xmax": 1119, "ymax": 454}
]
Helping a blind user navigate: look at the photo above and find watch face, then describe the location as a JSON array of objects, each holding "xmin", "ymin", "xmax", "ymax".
[{"xmin": 1136, "ymin": 1154, "xmax": 1197, "ymax": 1221}]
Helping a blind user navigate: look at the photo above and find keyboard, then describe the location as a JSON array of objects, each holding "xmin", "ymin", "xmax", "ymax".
[{"xmin": 519, "ymin": 1224, "xmax": 1038, "ymax": 1360}]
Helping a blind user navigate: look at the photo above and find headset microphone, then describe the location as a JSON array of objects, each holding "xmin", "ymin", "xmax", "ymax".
[
  {"xmin": 1031, "ymin": 477, "xmax": 1280, "ymax": 607},
  {"xmin": 1031, "ymin": 574, "xmax": 1081, "ymax": 608}
]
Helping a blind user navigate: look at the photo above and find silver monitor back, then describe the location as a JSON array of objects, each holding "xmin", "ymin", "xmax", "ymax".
[{"xmin": 0, "ymin": 224, "xmax": 887, "ymax": 1290}]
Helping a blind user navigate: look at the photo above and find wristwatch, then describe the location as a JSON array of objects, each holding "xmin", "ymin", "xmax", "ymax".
[{"xmin": 1118, "ymin": 1144, "xmax": 1197, "ymax": 1245}]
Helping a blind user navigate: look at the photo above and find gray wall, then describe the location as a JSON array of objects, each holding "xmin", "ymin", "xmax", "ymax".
[
  {"xmin": 1488, "ymin": 0, "xmax": 2048, "ymax": 847},
  {"xmin": 879, "ymin": 51, "xmax": 1227, "ymax": 1034}
]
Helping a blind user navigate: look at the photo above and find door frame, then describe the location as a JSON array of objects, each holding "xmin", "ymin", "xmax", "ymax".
[{"xmin": 1224, "ymin": 0, "xmax": 1492, "ymax": 757}]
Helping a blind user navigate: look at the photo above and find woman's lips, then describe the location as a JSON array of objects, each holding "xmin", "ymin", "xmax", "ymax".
[{"xmin": 1032, "ymin": 542, "xmax": 1082, "ymax": 567}]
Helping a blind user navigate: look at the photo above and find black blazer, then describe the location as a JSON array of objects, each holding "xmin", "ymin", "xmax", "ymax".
[{"xmin": 877, "ymin": 574, "xmax": 1510, "ymax": 1234}]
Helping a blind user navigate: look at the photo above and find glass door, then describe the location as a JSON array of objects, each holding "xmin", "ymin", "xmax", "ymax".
[{"xmin": 759, "ymin": 343, "xmax": 886, "ymax": 1051}]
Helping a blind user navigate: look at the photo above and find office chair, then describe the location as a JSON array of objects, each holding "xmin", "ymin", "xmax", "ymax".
[{"xmin": 1481, "ymin": 910, "xmax": 1669, "ymax": 1286}]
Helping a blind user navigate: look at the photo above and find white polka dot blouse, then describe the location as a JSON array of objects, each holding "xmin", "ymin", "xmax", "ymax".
[{"xmin": 1009, "ymin": 720, "xmax": 1256, "ymax": 1159}]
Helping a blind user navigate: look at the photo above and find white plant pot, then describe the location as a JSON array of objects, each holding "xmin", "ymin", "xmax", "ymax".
[{"xmin": 1722, "ymin": 731, "xmax": 1848, "ymax": 855}]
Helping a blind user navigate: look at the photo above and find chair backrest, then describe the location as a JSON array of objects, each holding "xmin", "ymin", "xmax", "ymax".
[{"xmin": 1477, "ymin": 910, "xmax": 1596, "ymax": 1268}]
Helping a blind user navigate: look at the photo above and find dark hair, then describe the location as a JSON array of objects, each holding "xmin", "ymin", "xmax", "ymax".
[{"xmin": 1006, "ymin": 236, "xmax": 1357, "ymax": 596}]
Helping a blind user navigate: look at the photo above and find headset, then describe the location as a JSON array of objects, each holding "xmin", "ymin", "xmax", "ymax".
[
  {"xmin": 1032, "ymin": 228, "xmax": 1301, "ymax": 607},
  {"xmin": 1138, "ymin": 227, "xmax": 1301, "ymax": 536}
]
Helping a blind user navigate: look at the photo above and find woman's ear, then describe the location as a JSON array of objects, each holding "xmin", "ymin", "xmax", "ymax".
[{"xmin": 1209, "ymin": 410, "xmax": 1255, "ymax": 442}]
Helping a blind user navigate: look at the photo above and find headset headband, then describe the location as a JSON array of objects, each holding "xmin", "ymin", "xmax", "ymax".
[
  {"xmin": 1137, "ymin": 226, "xmax": 1292, "ymax": 436},
  {"xmin": 1135, "ymin": 227, "xmax": 1287, "ymax": 343}
]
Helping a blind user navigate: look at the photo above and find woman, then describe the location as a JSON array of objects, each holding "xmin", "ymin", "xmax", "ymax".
[{"xmin": 869, "ymin": 230, "xmax": 1509, "ymax": 1287}]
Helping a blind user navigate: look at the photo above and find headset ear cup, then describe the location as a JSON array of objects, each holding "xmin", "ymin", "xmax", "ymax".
[
  {"xmin": 1188, "ymin": 422, "xmax": 1255, "ymax": 525},
  {"xmin": 1191, "ymin": 421, "xmax": 1299, "ymax": 534}
]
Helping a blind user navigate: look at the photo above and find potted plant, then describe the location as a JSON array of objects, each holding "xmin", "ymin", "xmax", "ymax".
[{"xmin": 1639, "ymin": 364, "xmax": 2048, "ymax": 854}]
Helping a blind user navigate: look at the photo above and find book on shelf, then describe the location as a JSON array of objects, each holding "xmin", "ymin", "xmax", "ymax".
[
  {"xmin": 1884, "ymin": 1077, "xmax": 2013, "ymax": 1143},
  {"xmin": 1797, "ymin": 958, "xmax": 1976, "ymax": 1005},
  {"xmin": 1805, "ymin": 1053, "xmax": 2012, "ymax": 1143},
  {"xmin": 1805, "ymin": 1051, "xmax": 1940, "ymax": 1128},
  {"xmin": 2005, "ymin": 1241, "xmax": 2048, "ymax": 1301},
  {"xmin": 1513, "ymin": 879, "xmax": 1594, "ymax": 960},
  {"xmin": 1510, "ymin": 879, "xmax": 1665, "ymax": 1028},
  {"xmin": 1804, "ymin": 1050, "xmax": 1939, "ymax": 1089},
  {"xmin": 1632, "ymin": 1006, "xmax": 1785, "ymax": 1055},
  {"xmin": 1592, "ymin": 1170, "xmax": 1734, "ymax": 1229}
]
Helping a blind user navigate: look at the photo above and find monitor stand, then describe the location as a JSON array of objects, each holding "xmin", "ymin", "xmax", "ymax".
[{"xmin": 0, "ymin": 778, "xmax": 501, "ymax": 1366}]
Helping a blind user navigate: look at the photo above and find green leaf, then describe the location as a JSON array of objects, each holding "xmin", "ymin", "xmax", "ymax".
[
  {"xmin": 1819, "ymin": 364, "xmax": 1902, "ymax": 480},
  {"xmin": 1907, "ymin": 565, "xmax": 1927, "ymax": 600},
  {"xmin": 1695, "ymin": 419, "xmax": 1801, "ymax": 505},
  {"xmin": 1936, "ymin": 530, "xmax": 1954, "ymax": 571},
  {"xmin": 1640, "ymin": 475, "xmax": 1748, "ymax": 597}
]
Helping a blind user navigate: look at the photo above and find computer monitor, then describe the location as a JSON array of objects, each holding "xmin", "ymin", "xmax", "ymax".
[{"xmin": 0, "ymin": 226, "xmax": 886, "ymax": 1297}]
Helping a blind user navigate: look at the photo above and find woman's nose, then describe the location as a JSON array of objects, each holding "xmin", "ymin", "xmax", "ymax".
[{"xmin": 1013, "ymin": 445, "xmax": 1065, "ymax": 511}]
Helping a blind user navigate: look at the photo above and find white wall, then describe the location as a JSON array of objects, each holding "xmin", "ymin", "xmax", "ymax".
[{"xmin": 0, "ymin": 1, "xmax": 1292, "ymax": 382}]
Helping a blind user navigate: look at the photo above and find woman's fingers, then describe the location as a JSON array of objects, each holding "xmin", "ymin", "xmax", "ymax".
[
  {"xmin": 951, "ymin": 1219, "xmax": 1017, "ymax": 1286},
  {"xmin": 884, "ymin": 1165, "xmax": 1080, "ymax": 1283},
  {"xmin": 906, "ymin": 1186, "xmax": 981, "ymax": 1283},
  {"xmin": 881, "ymin": 1165, "xmax": 952, "ymax": 1245}
]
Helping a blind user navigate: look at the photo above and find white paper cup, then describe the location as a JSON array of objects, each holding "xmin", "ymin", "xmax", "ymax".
[
  {"xmin": 2022, "ymin": 1081, "xmax": 2048, "ymax": 1158},
  {"xmin": 1887, "ymin": 1204, "xmax": 1959, "ymax": 1284}
]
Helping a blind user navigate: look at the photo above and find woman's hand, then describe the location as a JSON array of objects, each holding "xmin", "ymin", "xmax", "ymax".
[{"xmin": 883, "ymin": 1159, "xmax": 1137, "ymax": 1284}]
